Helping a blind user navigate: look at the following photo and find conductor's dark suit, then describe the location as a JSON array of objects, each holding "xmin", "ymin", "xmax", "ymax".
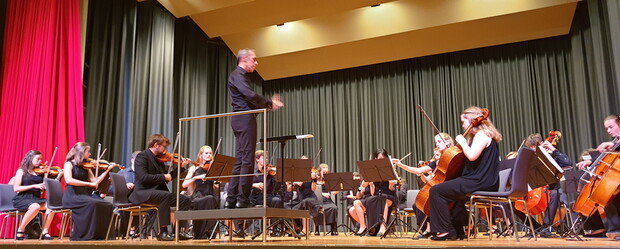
[
  {"xmin": 227, "ymin": 66, "xmax": 272, "ymax": 206},
  {"xmin": 129, "ymin": 149, "xmax": 191, "ymax": 226}
]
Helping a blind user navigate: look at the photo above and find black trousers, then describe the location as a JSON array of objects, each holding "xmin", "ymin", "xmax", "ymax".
[
  {"xmin": 428, "ymin": 179, "xmax": 471, "ymax": 235},
  {"xmin": 604, "ymin": 195, "xmax": 620, "ymax": 233},
  {"xmin": 543, "ymin": 184, "xmax": 561, "ymax": 226},
  {"xmin": 227, "ymin": 114, "xmax": 257, "ymax": 204},
  {"xmin": 139, "ymin": 189, "xmax": 192, "ymax": 226}
]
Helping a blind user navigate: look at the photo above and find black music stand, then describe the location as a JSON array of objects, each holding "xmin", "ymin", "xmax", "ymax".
[
  {"xmin": 357, "ymin": 158, "xmax": 398, "ymax": 236},
  {"xmin": 205, "ymin": 154, "xmax": 236, "ymax": 182},
  {"xmin": 251, "ymin": 158, "xmax": 313, "ymax": 240},
  {"xmin": 528, "ymin": 146, "xmax": 564, "ymax": 189},
  {"xmin": 323, "ymin": 172, "xmax": 360, "ymax": 234}
]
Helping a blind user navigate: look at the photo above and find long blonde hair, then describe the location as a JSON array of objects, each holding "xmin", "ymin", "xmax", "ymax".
[
  {"xmin": 461, "ymin": 106, "xmax": 502, "ymax": 142},
  {"xmin": 196, "ymin": 145, "xmax": 213, "ymax": 165}
]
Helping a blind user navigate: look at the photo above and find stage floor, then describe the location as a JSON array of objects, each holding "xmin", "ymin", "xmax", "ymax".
[{"xmin": 1, "ymin": 233, "xmax": 618, "ymax": 249}]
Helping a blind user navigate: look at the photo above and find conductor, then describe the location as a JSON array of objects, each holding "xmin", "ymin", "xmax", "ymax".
[{"xmin": 225, "ymin": 48, "xmax": 284, "ymax": 209}]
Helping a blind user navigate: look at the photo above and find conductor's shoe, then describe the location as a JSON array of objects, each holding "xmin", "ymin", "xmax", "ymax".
[
  {"xmin": 178, "ymin": 232, "xmax": 194, "ymax": 240},
  {"xmin": 224, "ymin": 201, "xmax": 236, "ymax": 209},
  {"xmin": 156, "ymin": 231, "xmax": 174, "ymax": 241}
]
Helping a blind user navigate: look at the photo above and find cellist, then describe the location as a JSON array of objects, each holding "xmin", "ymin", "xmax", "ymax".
[
  {"xmin": 428, "ymin": 106, "xmax": 502, "ymax": 241},
  {"xmin": 576, "ymin": 114, "xmax": 620, "ymax": 239},
  {"xmin": 393, "ymin": 132, "xmax": 454, "ymax": 238},
  {"xmin": 523, "ymin": 133, "xmax": 573, "ymax": 237}
]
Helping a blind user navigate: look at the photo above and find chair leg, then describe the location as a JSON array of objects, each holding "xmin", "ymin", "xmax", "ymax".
[
  {"xmin": 507, "ymin": 200, "xmax": 521, "ymax": 242},
  {"xmin": 106, "ymin": 211, "xmax": 116, "ymax": 240},
  {"xmin": 467, "ymin": 197, "xmax": 473, "ymax": 241},
  {"xmin": 126, "ymin": 211, "xmax": 135, "ymax": 241},
  {"xmin": 523, "ymin": 204, "xmax": 537, "ymax": 241}
]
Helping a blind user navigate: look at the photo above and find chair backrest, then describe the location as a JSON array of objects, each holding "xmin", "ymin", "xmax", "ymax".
[
  {"xmin": 406, "ymin": 190, "xmax": 418, "ymax": 209},
  {"xmin": 497, "ymin": 168, "xmax": 512, "ymax": 192},
  {"xmin": 44, "ymin": 178, "xmax": 64, "ymax": 209},
  {"xmin": 0, "ymin": 184, "xmax": 18, "ymax": 211},
  {"xmin": 508, "ymin": 147, "xmax": 536, "ymax": 198},
  {"xmin": 110, "ymin": 173, "xmax": 130, "ymax": 205}
]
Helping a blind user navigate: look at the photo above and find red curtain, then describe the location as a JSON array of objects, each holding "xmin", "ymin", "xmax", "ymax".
[{"xmin": 0, "ymin": 0, "xmax": 84, "ymax": 236}]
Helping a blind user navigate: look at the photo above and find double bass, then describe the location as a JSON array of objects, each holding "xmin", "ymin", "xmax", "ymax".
[{"xmin": 415, "ymin": 108, "xmax": 490, "ymax": 215}]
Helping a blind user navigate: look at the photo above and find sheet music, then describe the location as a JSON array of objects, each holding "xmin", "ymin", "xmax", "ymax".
[{"xmin": 535, "ymin": 145, "xmax": 564, "ymax": 180}]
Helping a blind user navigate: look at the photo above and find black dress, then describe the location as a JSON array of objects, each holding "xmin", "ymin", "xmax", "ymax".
[
  {"xmin": 365, "ymin": 181, "xmax": 397, "ymax": 232},
  {"xmin": 62, "ymin": 163, "xmax": 114, "ymax": 240},
  {"xmin": 190, "ymin": 167, "xmax": 218, "ymax": 239},
  {"xmin": 315, "ymin": 182, "xmax": 338, "ymax": 227},
  {"xmin": 429, "ymin": 140, "xmax": 500, "ymax": 235},
  {"xmin": 12, "ymin": 172, "xmax": 46, "ymax": 210}
]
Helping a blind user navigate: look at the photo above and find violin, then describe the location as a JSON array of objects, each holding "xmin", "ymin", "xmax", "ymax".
[
  {"xmin": 267, "ymin": 164, "xmax": 277, "ymax": 176},
  {"xmin": 33, "ymin": 164, "xmax": 61, "ymax": 177},
  {"xmin": 156, "ymin": 152, "xmax": 199, "ymax": 167},
  {"xmin": 80, "ymin": 159, "xmax": 125, "ymax": 170}
]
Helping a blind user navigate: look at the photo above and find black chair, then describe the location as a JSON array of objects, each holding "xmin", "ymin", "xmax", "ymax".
[
  {"xmin": 467, "ymin": 147, "xmax": 538, "ymax": 242},
  {"xmin": 0, "ymin": 184, "xmax": 21, "ymax": 239},
  {"xmin": 467, "ymin": 168, "xmax": 512, "ymax": 239},
  {"xmin": 44, "ymin": 178, "xmax": 72, "ymax": 240},
  {"xmin": 106, "ymin": 173, "xmax": 159, "ymax": 240}
]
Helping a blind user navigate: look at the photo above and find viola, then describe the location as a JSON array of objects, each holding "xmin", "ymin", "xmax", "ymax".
[
  {"xmin": 415, "ymin": 108, "xmax": 490, "ymax": 215},
  {"xmin": 545, "ymin": 131, "xmax": 562, "ymax": 146},
  {"xmin": 156, "ymin": 152, "xmax": 199, "ymax": 167}
]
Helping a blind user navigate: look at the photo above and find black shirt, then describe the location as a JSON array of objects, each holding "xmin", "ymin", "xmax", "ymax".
[{"xmin": 228, "ymin": 66, "xmax": 272, "ymax": 111}]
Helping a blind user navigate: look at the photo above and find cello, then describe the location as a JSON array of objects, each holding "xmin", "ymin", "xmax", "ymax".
[
  {"xmin": 415, "ymin": 108, "xmax": 490, "ymax": 215},
  {"xmin": 572, "ymin": 137, "xmax": 620, "ymax": 216},
  {"xmin": 514, "ymin": 131, "xmax": 562, "ymax": 215}
]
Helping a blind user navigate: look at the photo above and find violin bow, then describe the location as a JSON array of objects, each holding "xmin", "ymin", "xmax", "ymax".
[
  {"xmin": 417, "ymin": 105, "xmax": 447, "ymax": 145},
  {"xmin": 212, "ymin": 137, "xmax": 223, "ymax": 162},
  {"xmin": 44, "ymin": 147, "xmax": 58, "ymax": 178}
]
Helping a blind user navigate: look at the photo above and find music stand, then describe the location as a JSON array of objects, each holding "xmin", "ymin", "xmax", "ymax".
[
  {"xmin": 205, "ymin": 154, "xmax": 236, "ymax": 182},
  {"xmin": 324, "ymin": 172, "xmax": 361, "ymax": 234},
  {"xmin": 251, "ymin": 158, "xmax": 313, "ymax": 240},
  {"xmin": 528, "ymin": 146, "xmax": 564, "ymax": 189},
  {"xmin": 275, "ymin": 158, "xmax": 314, "ymax": 183},
  {"xmin": 356, "ymin": 158, "xmax": 398, "ymax": 236},
  {"xmin": 562, "ymin": 170, "xmax": 583, "ymax": 195}
]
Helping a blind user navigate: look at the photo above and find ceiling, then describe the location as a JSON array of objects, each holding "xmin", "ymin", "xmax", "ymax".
[{"xmin": 158, "ymin": 0, "xmax": 579, "ymax": 80}]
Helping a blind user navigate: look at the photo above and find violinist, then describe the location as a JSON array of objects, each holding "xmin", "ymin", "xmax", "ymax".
[
  {"xmin": 351, "ymin": 149, "xmax": 397, "ymax": 236},
  {"xmin": 576, "ymin": 114, "xmax": 620, "ymax": 239},
  {"xmin": 348, "ymin": 173, "xmax": 373, "ymax": 235},
  {"xmin": 129, "ymin": 134, "xmax": 193, "ymax": 241},
  {"xmin": 289, "ymin": 163, "xmax": 321, "ymax": 237},
  {"xmin": 62, "ymin": 142, "xmax": 115, "ymax": 240},
  {"xmin": 250, "ymin": 150, "xmax": 282, "ymax": 208},
  {"xmin": 393, "ymin": 133, "xmax": 454, "ymax": 238},
  {"xmin": 524, "ymin": 133, "xmax": 573, "ymax": 237},
  {"xmin": 314, "ymin": 163, "xmax": 339, "ymax": 235},
  {"xmin": 428, "ymin": 106, "xmax": 502, "ymax": 241},
  {"xmin": 182, "ymin": 145, "xmax": 218, "ymax": 239},
  {"xmin": 12, "ymin": 150, "xmax": 61, "ymax": 240}
]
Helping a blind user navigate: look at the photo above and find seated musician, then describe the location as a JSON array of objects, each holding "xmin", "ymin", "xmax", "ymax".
[
  {"xmin": 314, "ymin": 163, "xmax": 339, "ymax": 235},
  {"xmin": 351, "ymin": 149, "xmax": 397, "ymax": 236},
  {"xmin": 250, "ymin": 150, "xmax": 283, "ymax": 208},
  {"xmin": 393, "ymin": 133, "xmax": 454, "ymax": 238},
  {"xmin": 524, "ymin": 133, "xmax": 573, "ymax": 237},
  {"xmin": 289, "ymin": 166, "xmax": 321, "ymax": 237},
  {"xmin": 576, "ymin": 114, "xmax": 620, "ymax": 240},
  {"xmin": 427, "ymin": 106, "xmax": 502, "ymax": 241},
  {"xmin": 348, "ymin": 174, "xmax": 372, "ymax": 235},
  {"xmin": 62, "ymin": 142, "xmax": 115, "ymax": 241},
  {"xmin": 12, "ymin": 150, "xmax": 63, "ymax": 240},
  {"xmin": 129, "ymin": 134, "xmax": 193, "ymax": 241},
  {"xmin": 182, "ymin": 145, "xmax": 219, "ymax": 239}
]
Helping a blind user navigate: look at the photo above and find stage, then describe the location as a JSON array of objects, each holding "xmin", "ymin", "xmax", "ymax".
[{"xmin": 1, "ymin": 234, "xmax": 618, "ymax": 249}]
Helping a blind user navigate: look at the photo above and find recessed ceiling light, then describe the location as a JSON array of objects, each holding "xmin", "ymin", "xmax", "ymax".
[
  {"xmin": 371, "ymin": 4, "xmax": 381, "ymax": 7},
  {"xmin": 276, "ymin": 23, "xmax": 285, "ymax": 27}
]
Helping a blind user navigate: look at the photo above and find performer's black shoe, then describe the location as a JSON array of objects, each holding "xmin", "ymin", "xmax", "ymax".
[
  {"xmin": 156, "ymin": 231, "xmax": 174, "ymax": 241},
  {"xmin": 430, "ymin": 231, "xmax": 456, "ymax": 241},
  {"xmin": 235, "ymin": 200, "xmax": 252, "ymax": 208},
  {"xmin": 224, "ymin": 201, "xmax": 236, "ymax": 209}
]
